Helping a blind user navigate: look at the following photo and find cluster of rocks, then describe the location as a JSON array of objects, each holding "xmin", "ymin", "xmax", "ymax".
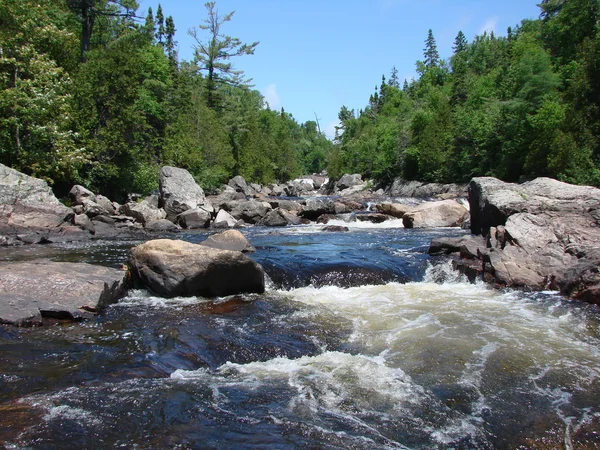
[
  {"xmin": 0, "ymin": 229, "xmax": 263, "ymax": 326},
  {"xmin": 1, "ymin": 163, "xmax": 472, "ymax": 245},
  {"xmin": 429, "ymin": 177, "xmax": 600, "ymax": 303}
]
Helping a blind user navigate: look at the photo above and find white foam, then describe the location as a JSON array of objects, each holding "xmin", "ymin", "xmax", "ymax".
[{"xmin": 116, "ymin": 289, "xmax": 220, "ymax": 309}]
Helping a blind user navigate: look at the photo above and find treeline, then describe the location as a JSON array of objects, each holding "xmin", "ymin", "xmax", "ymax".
[
  {"xmin": 0, "ymin": 0, "xmax": 331, "ymax": 199},
  {"xmin": 330, "ymin": 0, "xmax": 600, "ymax": 187}
]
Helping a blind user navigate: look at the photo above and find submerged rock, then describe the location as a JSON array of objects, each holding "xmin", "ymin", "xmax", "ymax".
[
  {"xmin": 0, "ymin": 261, "xmax": 129, "ymax": 326},
  {"xmin": 128, "ymin": 239, "xmax": 265, "ymax": 298}
]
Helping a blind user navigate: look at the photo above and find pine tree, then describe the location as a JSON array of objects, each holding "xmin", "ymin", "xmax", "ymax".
[
  {"xmin": 165, "ymin": 15, "xmax": 177, "ymax": 67},
  {"xmin": 453, "ymin": 31, "xmax": 467, "ymax": 54},
  {"xmin": 423, "ymin": 29, "xmax": 440, "ymax": 68},
  {"xmin": 144, "ymin": 7, "xmax": 155, "ymax": 39},
  {"xmin": 389, "ymin": 66, "xmax": 399, "ymax": 88},
  {"xmin": 189, "ymin": 2, "xmax": 259, "ymax": 109},
  {"xmin": 156, "ymin": 4, "xmax": 165, "ymax": 43}
]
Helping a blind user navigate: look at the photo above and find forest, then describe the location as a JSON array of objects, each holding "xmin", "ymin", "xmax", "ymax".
[{"xmin": 1, "ymin": 0, "xmax": 599, "ymax": 201}]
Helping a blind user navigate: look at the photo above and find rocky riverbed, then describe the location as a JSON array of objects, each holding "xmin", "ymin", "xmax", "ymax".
[{"xmin": 2, "ymin": 161, "xmax": 600, "ymax": 326}]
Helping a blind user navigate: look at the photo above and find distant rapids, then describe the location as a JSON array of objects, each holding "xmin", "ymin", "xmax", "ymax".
[{"xmin": 1, "ymin": 222, "xmax": 600, "ymax": 448}]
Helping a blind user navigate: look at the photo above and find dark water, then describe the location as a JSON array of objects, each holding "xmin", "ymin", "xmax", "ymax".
[{"xmin": 1, "ymin": 222, "xmax": 600, "ymax": 449}]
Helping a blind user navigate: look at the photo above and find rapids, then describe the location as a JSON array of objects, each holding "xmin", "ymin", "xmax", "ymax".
[{"xmin": 1, "ymin": 223, "xmax": 600, "ymax": 449}]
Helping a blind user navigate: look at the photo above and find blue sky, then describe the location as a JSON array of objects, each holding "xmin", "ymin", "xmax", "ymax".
[{"xmin": 138, "ymin": 0, "xmax": 542, "ymax": 138}]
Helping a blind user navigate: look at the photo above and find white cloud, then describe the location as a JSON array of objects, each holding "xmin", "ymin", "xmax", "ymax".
[
  {"xmin": 325, "ymin": 120, "xmax": 340, "ymax": 141},
  {"xmin": 262, "ymin": 84, "xmax": 281, "ymax": 110},
  {"xmin": 479, "ymin": 17, "xmax": 499, "ymax": 36}
]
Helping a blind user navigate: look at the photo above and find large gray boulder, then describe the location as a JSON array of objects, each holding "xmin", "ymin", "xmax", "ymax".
[
  {"xmin": 128, "ymin": 239, "xmax": 265, "ymax": 298},
  {"xmin": 435, "ymin": 177, "xmax": 600, "ymax": 302},
  {"xmin": 228, "ymin": 175, "xmax": 253, "ymax": 196},
  {"xmin": 0, "ymin": 163, "xmax": 74, "ymax": 243},
  {"xmin": 0, "ymin": 261, "xmax": 129, "ymax": 326},
  {"xmin": 402, "ymin": 200, "xmax": 468, "ymax": 228},
  {"xmin": 225, "ymin": 200, "xmax": 271, "ymax": 224},
  {"xmin": 258, "ymin": 208, "xmax": 302, "ymax": 227},
  {"xmin": 120, "ymin": 201, "xmax": 166, "ymax": 225},
  {"xmin": 177, "ymin": 207, "xmax": 212, "ymax": 229},
  {"xmin": 469, "ymin": 176, "xmax": 600, "ymax": 235},
  {"xmin": 300, "ymin": 198, "xmax": 335, "ymax": 221},
  {"xmin": 159, "ymin": 166, "xmax": 207, "ymax": 220},
  {"xmin": 336, "ymin": 174, "xmax": 363, "ymax": 191},
  {"xmin": 68, "ymin": 185, "xmax": 97, "ymax": 205}
]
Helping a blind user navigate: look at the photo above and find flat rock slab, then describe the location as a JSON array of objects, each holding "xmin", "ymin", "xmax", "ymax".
[{"xmin": 0, "ymin": 261, "xmax": 129, "ymax": 326}]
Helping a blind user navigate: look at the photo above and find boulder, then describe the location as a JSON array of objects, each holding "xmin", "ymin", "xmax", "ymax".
[
  {"xmin": 228, "ymin": 175, "xmax": 252, "ymax": 196},
  {"xmin": 336, "ymin": 174, "xmax": 363, "ymax": 191},
  {"xmin": 356, "ymin": 213, "xmax": 390, "ymax": 224},
  {"xmin": 0, "ymin": 261, "xmax": 129, "ymax": 326},
  {"xmin": 95, "ymin": 194, "xmax": 117, "ymax": 215},
  {"xmin": 120, "ymin": 201, "xmax": 166, "ymax": 225},
  {"xmin": 316, "ymin": 214, "xmax": 336, "ymax": 224},
  {"xmin": 402, "ymin": 200, "xmax": 468, "ymax": 228},
  {"xmin": 82, "ymin": 199, "xmax": 110, "ymax": 218},
  {"xmin": 436, "ymin": 177, "xmax": 600, "ymax": 301},
  {"xmin": 212, "ymin": 209, "xmax": 238, "ymax": 228},
  {"xmin": 269, "ymin": 199, "xmax": 303, "ymax": 212},
  {"xmin": 68, "ymin": 185, "xmax": 97, "ymax": 205},
  {"xmin": 225, "ymin": 200, "xmax": 271, "ymax": 224},
  {"xmin": 177, "ymin": 208, "xmax": 212, "ymax": 229},
  {"xmin": 469, "ymin": 177, "xmax": 600, "ymax": 235},
  {"xmin": 128, "ymin": 239, "xmax": 265, "ymax": 298},
  {"xmin": 258, "ymin": 209, "xmax": 288, "ymax": 227},
  {"xmin": 376, "ymin": 203, "xmax": 413, "ymax": 218},
  {"xmin": 159, "ymin": 166, "xmax": 207, "ymax": 220},
  {"xmin": 74, "ymin": 213, "xmax": 95, "ymax": 234},
  {"xmin": 258, "ymin": 208, "xmax": 302, "ymax": 227},
  {"xmin": 145, "ymin": 219, "xmax": 181, "ymax": 233},
  {"xmin": 200, "ymin": 229, "xmax": 256, "ymax": 253},
  {"xmin": 300, "ymin": 198, "xmax": 335, "ymax": 221},
  {"xmin": 0, "ymin": 163, "xmax": 73, "ymax": 242},
  {"xmin": 270, "ymin": 185, "xmax": 285, "ymax": 197},
  {"xmin": 322, "ymin": 225, "xmax": 349, "ymax": 232}
]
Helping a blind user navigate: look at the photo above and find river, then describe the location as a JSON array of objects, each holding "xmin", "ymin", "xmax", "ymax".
[{"xmin": 1, "ymin": 220, "xmax": 600, "ymax": 449}]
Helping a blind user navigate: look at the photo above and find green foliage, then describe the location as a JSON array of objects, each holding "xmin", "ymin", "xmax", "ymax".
[
  {"xmin": 0, "ymin": 0, "xmax": 87, "ymax": 185},
  {"xmin": 330, "ymin": 8, "xmax": 600, "ymax": 187}
]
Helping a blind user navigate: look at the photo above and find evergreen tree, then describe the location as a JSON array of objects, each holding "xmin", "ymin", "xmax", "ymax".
[
  {"xmin": 156, "ymin": 3, "xmax": 165, "ymax": 43},
  {"xmin": 66, "ymin": 0, "xmax": 138, "ymax": 62},
  {"xmin": 389, "ymin": 66, "xmax": 400, "ymax": 88},
  {"xmin": 165, "ymin": 15, "xmax": 177, "ymax": 67},
  {"xmin": 144, "ymin": 7, "xmax": 155, "ymax": 39},
  {"xmin": 453, "ymin": 30, "xmax": 467, "ymax": 54},
  {"xmin": 189, "ymin": 2, "xmax": 259, "ymax": 109},
  {"xmin": 424, "ymin": 29, "xmax": 440, "ymax": 68}
]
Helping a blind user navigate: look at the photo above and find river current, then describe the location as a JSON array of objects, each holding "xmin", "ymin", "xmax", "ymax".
[{"xmin": 1, "ymin": 220, "xmax": 600, "ymax": 449}]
